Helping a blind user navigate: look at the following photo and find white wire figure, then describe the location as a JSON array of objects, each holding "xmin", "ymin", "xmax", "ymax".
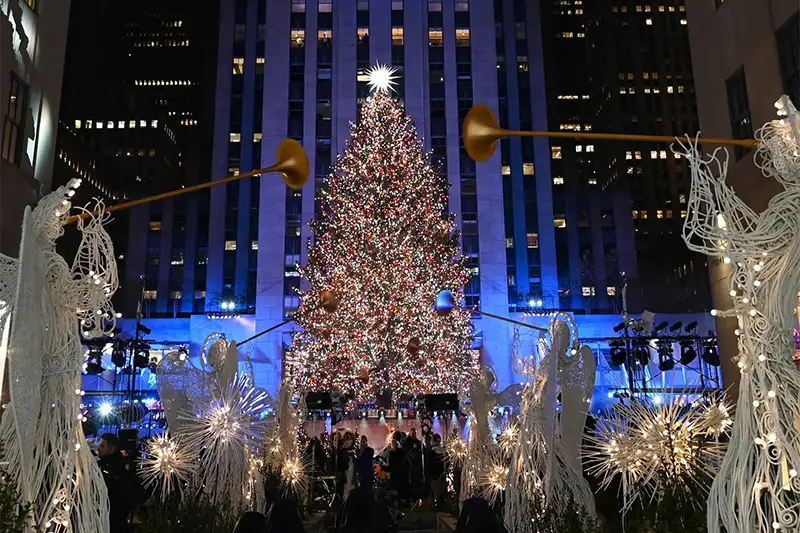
[{"xmin": 675, "ymin": 95, "xmax": 800, "ymax": 533}]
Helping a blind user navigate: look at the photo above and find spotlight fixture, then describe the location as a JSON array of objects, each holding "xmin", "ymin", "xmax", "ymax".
[
  {"xmin": 679, "ymin": 340, "xmax": 698, "ymax": 365},
  {"xmin": 633, "ymin": 339, "xmax": 650, "ymax": 366},
  {"xmin": 668, "ymin": 321, "xmax": 683, "ymax": 333},
  {"xmin": 613, "ymin": 322, "xmax": 626, "ymax": 333},
  {"xmin": 656, "ymin": 340, "xmax": 675, "ymax": 371},
  {"xmin": 84, "ymin": 350, "xmax": 104, "ymax": 374},
  {"xmin": 111, "ymin": 345, "xmax": 127, "ymax": 368},
  {"xmin": 137, "ymin": 323, "xmax": 152, "ymax": 335},
  {"xmin": 608, "ymin": 339, "xmax": 626, "ymax": 367},
  {"xmin": 684, "ymin": 321, "xmax": 698, "ymax": 333},
  {"xmin": 653, "ymin": 321, "xmax": 669, "ymax": 334},
  {"xmin": 133, "ymin": 343, "xmax": 151, "ymax": 369},
  {"xmin": 702, "ymin": 339, "xmax": 720, "ymax": 366}
]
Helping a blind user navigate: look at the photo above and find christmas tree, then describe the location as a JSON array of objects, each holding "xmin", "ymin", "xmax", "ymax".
[{"xmin": 289, "ymin": 65, "xmax": 476, "ymax": 400}]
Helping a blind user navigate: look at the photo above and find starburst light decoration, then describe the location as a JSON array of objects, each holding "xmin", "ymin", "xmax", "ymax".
[
  {"xmin": 676, "ymin": 94, "xmax": 800, "ymax": 533},
  {"xmin": 366, "ymin": 63, "xmax": 398, "ymax": 94},
  {"xmin": 289, "ymin": 90, "xmax": 475, "ymax": 399},
  {"xmin": 139, "ymin": 432, "xmax": 194, "ymax": 499},
  {"xmin": 178, "ymin": 373, "xmax": 270, "ymax": 508},
  {"xmin": 497, "ymin": 422, "xmax": 518, "ymax": 456},
  {"xmin": 279, "ymin": 453, "xmax": 311, "ymax": 500},
  {"xmin": 445, "ymin": 432, "xmax": 468, "ymax": 468},
  {"xmin": 583, "ymin": 395, "xmax": 731, "ymax": 515},
  {"xmin": 480, "ymin": 452, "xmax": 510, "ymax": 506}
]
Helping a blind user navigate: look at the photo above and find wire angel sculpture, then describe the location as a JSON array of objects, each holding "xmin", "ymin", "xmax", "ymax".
[
  {"xmin": 675, "ymin": 95, "xmax": 800, "ymax": 533},
  {"xmin": 154, "ymin": 335, "xmax": 272, "ymax": 511},
  {"xmin": 0, "ymin": 179, "xmax": 119, "ymax": 533},
  {"xmin": 505, "ymin": 313, "xmax": 596, "ymax": 533}
]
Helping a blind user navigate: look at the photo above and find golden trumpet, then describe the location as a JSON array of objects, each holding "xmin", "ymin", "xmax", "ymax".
[
  {"xmin": 67, "ymin": 138, "xmax": 310, "ymax": 224},
  {"xmin": 462, "ymin": 104, "xmax": 759, "ymax": 163}
]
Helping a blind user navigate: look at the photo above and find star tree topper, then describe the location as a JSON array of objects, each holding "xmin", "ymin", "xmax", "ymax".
[{"xmin": 366, "ymin": 63, "xmax": 398, "ymax": 94}]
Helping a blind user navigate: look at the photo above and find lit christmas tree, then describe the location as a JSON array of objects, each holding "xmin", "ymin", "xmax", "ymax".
[{"xmin": 289, "ymin": 65, "xmax": 476, "ymax": 400}]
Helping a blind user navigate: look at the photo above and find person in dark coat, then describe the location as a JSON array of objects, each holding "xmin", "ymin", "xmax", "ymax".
[
  {"xmin": 97, "ymin": 433, "xmax": 137, "ymax": 533},
  {"xmin": 265, "ymin": 498, "xmax": 304, "ymax": 533},
  {"xmin": 405, "ymin": 428, "xmax": 423, "ymax": 500},
  {"xmin": 337, "ymin": 432, "xmax": 357, "ymax": 498},
  {"xmin": 384, "ymin": 439, "xmax": 410, "ymax": 502},
  {"xmin": 357, "ymin": 435, "xmax": 375, "ymax": 489},
  {"xmin": 231, "ymin": 511, "xmax": 269, "ymax": 533},
  {"xmin": 336, "ymin": 486, "xmax": 395, "ymax": 533},
  {"xmin": 425, "ymin": 434, "xmax": 446, "ymax": 507}
]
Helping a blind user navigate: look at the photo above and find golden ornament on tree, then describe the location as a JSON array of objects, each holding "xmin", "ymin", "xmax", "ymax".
[
  {"xmin": 407, "ymin": 337, "xmax": 421, "ymax": 355},
  {"xmin": 356, "ymin": 367, "xmax": 371, "ymax": 383},
  {"xmin": 320, "ymin": 290, "xmax": 339, "ymax": 313}
]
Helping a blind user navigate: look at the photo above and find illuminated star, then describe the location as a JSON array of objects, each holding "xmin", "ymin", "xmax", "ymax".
[{"xmin": 366, "ymin": 63, "xmax": 398, "ymax": 94}]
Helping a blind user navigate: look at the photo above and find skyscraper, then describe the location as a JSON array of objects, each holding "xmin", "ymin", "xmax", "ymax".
[{"xmin": 1, "ymin": 0, "xmax": 71, "ymax": 256}]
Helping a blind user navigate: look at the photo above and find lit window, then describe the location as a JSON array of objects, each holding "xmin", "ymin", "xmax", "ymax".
[
  {"xmin": 501, "ymin": 165, "xmax": 511, "ymax": 176},
  {"xmin": 229, "ymin": 167, "xmax": 240, "ymax": 176},
  {"xmin": 195, "ymin": 290, "xmax": 207, "ymax": 299},
  {"xmin": 636, "ymin": 5, "xmax": 642, "ymax": 12},
  {"xmin": 575, "ymin": 145, "xmax": 583, "ymax": 153},
  {"xmin": 318, "ymin": 30, "xmax": 332, "ymax": 42},
  {"xmin": 644, "ymin": 88, "xmax": 651, "ymax": 94},
  {"xmin": 251, "ymin": 241, "xmax": 259, "ymax": 250},
  {"xmin": 151, "ymin": 120, "xmax": 158, "ymax": 128},
  {"xmin": 225, "ymin": 240, "xmax": 237, "ymax": 251},
  {"xmin": 551, "ymin": 146, "xmax": 562, "ymax": 159},
  {"xmin": 650, "ymin": 150, "xmax": 658, "ymax": 159},
  {"xmin": 129, "ymin": 120, "xmax": 136, "ymax": 128},
  {"xmin": 588, "ymin": 177, "xmax": 597, "ymax": 185},
  {"xmin": 149, "ymin": 221, "xmax": 162, "ymax": 231},
  {"xmin": 632, "ymin": 210, "xmax": 639, "ymax": 219},
  {"xmin": 107, "ymin": 121, "xmax": 114, "ymax": 128},
  {"xmin": 254, "ymin": 133, "xmax": 262, "ymax": 142},
  {"xmin": 635, "ymin": 151, "xmax": 642, "ymax": 159},
  {"xmin": 170, "ymin": 291, "xmax": 182, "ymax": 300},
  {"xmin": 669, "ymin": 6, "xmax": 675, "ymax": 11},
  {"xmin": 149, "ymin": 149, "xmax": 156, "ymax": 156},
  {"xmin": 230, "ymin": 133, "xmax": 241, "ymax": 142},
  {"xmin": 586, "ymin": 145, "xmax": 594, "ymax": 152},
  {"xmin": 666, "ymin": 210, "xmax": 673, "ymax": 219},
  {"xmin": 428, "ymin": 0, "xmax": 443, "ymax": 11},
  {"xmin": 144, "ymin": 291, "xmax": 157, "ymax": 300},
  {"xmin": 560, "ymin": 123, "xmax": 581, "ymax": 131},
  {"xmin": 646, "ymin": 18, "xmax": 653, "ymax": 25},
  {"xmin": 428, "ymin": 29, "xmax": 443, "ymax": 47},
  {"xmin": 628, "ymin": 87, "xmax": 635, "ymax": 94},
  {"xmin": 659, "ymin": 5, "xmax": 665, "ymax": 12},
  {"xmin": 522, "ymin": 163, "xmax": 535, "ymax": 175},
  {"xmin": 392, "ymin": 27, "xmax": 404, "ymax": 45},
  {"xmin": 645, "ymin": 5, "xmax": 651, "ymax": 12},
  {"xmin": 140, "ymin": 120, "xmax": 146, "ymax": 127},
  {"xmin": 680, "ymin": 210, "xmax": 687, "ymax": 218},
  {"xmin": 456, "ymin": 29, "xmax": 470, "ymax": 47},
  {"xmin": 86, "ymin": 120, "xmax": 93, "ymax": 128},
  {"xmin": 660, "ymin": 150, "xmax": 667, "ymax": 159},
  {"xmin": 679, "ymin": 194, "xmax": 686, "ymax": 203},
  {"xmin": 74, "ymin": 120, "xmax": 82, "ymax": 129},
  {"xmin": 233, "ymin": 57, "xmax": 244, "ymax": 74},
  {"xmin": 641, "ymin": 210, "xmax": 648, "ymax": 219},
  {"xmin": 454, "ymin": 0, "xmax": 468, "ymax": 11},
  {"xmin": 653, "ymin": 87, "xmax": 660, "ymax": 94},
  {"xmin": 607, "ymin": 286, "xmax": 616, "ymax": 296},
  {"xmin": 678, "ymin": 85, "xmax": 685, "ymax": 93},
  {"xmin": 657, "ymin": 210, "xmax": 664, "ymax": 219},
  {"xmin": 527, "ymin": 233, "xmax": 539, "ymax": 248},
  {"xmin": 680, "ymin": 19, "xmax": 687, "ymax": 25},
  {"xmin": 506, "ymin": 238, "xmax": 514, "ymax": 248},
  {"xmin": 625, "ymin": 151, "xmax": 633, "ymax": 160},
  {"xmin": 582, "ymin": 286, "xmax": 595, "ymax": 296},
  {"xmin": 257, "ymin": 57, "xmax": 265, "ymax": 65},
  {"xmin": 291, "ymin": 30, "xmax": 305, "ymax": 47},
  {"xmin": 554, "ymin": 218, "xmax": 567, "ymax": 228},
  {"xmin": 559, "ymin": 32, "xmax": 574, "ymax": 38},
  {"xmin": 392, "ymin": 1, "xmax": 404, "ymax": 10},
  {"xmin": 318, "ymin": 0, "xmax": 332, "ymax": 12},
  {"xmin": 358, "ymin": 27, "xmax": 369, "ymax": 41},
  {"xmin": 292, "ymin": 0, "xmax": 306, "ymax": 12},
  {"xmin": 667, "ymin": 86, "xmax": 674, "ymax": 93},
  {"xmin": 620, "ymin": 88, "xmax": 627, "ymax": 95}
]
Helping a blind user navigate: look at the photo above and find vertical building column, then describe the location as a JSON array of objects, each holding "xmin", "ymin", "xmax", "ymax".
[
  {"xmin": 181, "ymin": 197, "xmax": 199, "ymax": 313},
  {"xmin": 403, "ymin": 1, "xmax": 428, "ymax": 144},
  {"xmin": 235, "ymin": 0, "xmax": 259, "ymax": 300},
  {"xmin": 333, "ymin": 0, "xmax": 357, "ymax": 156},
  {"xmin": 301, "ymin": 4, "xmax": 319, "ymax": 270},
  {"xmin": 256, "ymin": 0, "xmax": 292, "ymax": 395},
  {"xmin": 369, "ymin": 0, "xmax": 391, "ymax": 65},
  {"xmin": 524, "ymin": 0, "xmax": 558, "ymax": 304},
  {"xmin": 442, "ymin": 0, "xmax": 462, "ymax": 230},
  {"xmin": 125, "ymin": 205, "xmax": 150, "ymax": 314},
  {"xmin": 470, "ymin": 0, "xmax": 511, "ymax": 390},
  {"xmin": 613, "ymin": 189, "xmax": 639, "ymax": 309},
  {"xmin": 156, "ymin": 199, "xmax": 175, "ymax": 314},
  {"xmin": 589, "ymin": 192, "xmax": 609, "ymax": 308},
  {"xmin": 206, "ymin": 0, "xmax": 236, "ymax": 307}
]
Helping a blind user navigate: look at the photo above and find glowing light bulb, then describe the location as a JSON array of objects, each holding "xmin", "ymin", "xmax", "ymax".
[
  {"xmin": 723, "ymin": 257, "xmax": 731, "ymax": 264},
  {"xmin": 791, "ymin": 469, "xmax": 797, "ymax": 477},
  {"xmin": 730, "ymin": 290, "xmax": 737, "ymax": 297},
  {"xmin": 754, "ymin": 264, "xmax": 762, "ymax": 271},
  {"xmin": 759, "ymin": 355, "xmax": 766, "ymax": 362},
  {"xmin": 754, "ymin": 280, "xmax": 762, "ymax": 287},
  {"xmin": 768, "ymin": 390, "xmax": 776, "ymax": 398},
  {"xmin": 710, "ymin": 309, "xmax": 718, "ymax": 316},
  {"xmin": 749, "ymin": 309, "xmax": 757, "ymax": 316},
  {"xmin": 753, "ymin": 400, "xmax": 760, "ymax": 408},
  {"xmin": 742, "ymin": 297, "xmax": 750, "ymax": 304}
]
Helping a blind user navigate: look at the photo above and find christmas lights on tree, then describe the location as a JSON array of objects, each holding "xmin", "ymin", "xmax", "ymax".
[{"xmin": 289, "ymin": 82, "xmax": 475, "ymax": 400}]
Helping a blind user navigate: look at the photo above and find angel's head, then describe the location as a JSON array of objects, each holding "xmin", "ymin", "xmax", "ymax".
[{"xmin": 756, "ymin": 96, "xmax": 800, "ymax": 189}]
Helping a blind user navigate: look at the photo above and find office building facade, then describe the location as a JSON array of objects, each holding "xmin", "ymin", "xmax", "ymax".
[
  {"xmin": 685, "ymin": 0, "xmax": 799, "ymax": 391},
  {"xmin": 1, "ymin": 0, "xmax": 71, "ymax": 256}
]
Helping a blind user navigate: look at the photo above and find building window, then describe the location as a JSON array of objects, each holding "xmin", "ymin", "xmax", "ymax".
[
  {"xmin": 292, "ymin": 0, "xmax": 306, "ymax": 12},
  {"xmin": 170, "ymin": 291, "xmax": 183, "ymax": 300},
  {"xmin": 526, "ymin": 233, "xmax": 539, "ymax": 248},
  {"xmin": 522, "ymin": 163, "xmax": 535, "ymax": 175},
  {"xmin": 194, "ymin": 290, "xmax": 207, "ymax": 299},
  {"xmin": 254, "ymin": 133, "xmax": 262, "ymax": 142},
  {"xmin": 501, "ymin": 165, "xmax": 511, "ymax": 176},
  {"xmin": 553, "ymin": 176, "xmax": 564, "ymax": 185},
  {"xmin": 129, "ymin": 120, "xmax": 136, "ymax": 128},
  {"xmin": 149, "ymin": 221, "xmax": 162, "ymax": 231},
  {"xmin": 392, "ymin": 1, "xmax": 404, "ymax": 9},
  {"xmin": 551, "ymin": 146, "xmax": 562, "ymax": 159},
  {"xmin": 582, "ymin": 286, "xmax": 595, "ymax": 297},
  {"xmin": 233, "ymin": 58, "xmax": 244, "ymax": 75},
  {"xmin": 392, "ymin": 28, "xmax": 404, "ymax": 45},
  {"xmin": 777, "ymin": 13, "xmax": 800, "ymax": 104},
  {"xmin": 554, "ymin": 218, "xmax": 567, "ymax": 228},
  {"xmin": 318, "ymin": 30, "xmax": 332, "ymax": 42},
  {"xmin": 656, "ymin": 210, "xmax": 664, "ymax": 219},
  {"xmin": 2, "ymin": 74, "xmax": 29, "ymax": 166},
  {"xmin": 607, "ymin": 286, "xmax": 616, "ymax": 296},
  {"xmin": 291, "ymin": 30, "xmax": 305, "ymax": 47},
  {"xmin": 74, "ymin": 120, "xmax": 82, "ymax": 129},
  {"xmin": 225, "ymin": 240, "xmax": 237, "ymax": 251},
  {"xmin": 505, "ymin": 238, "xmax": 514, "ymax": 248},
  {"xmin": 230, "ymin": 133, "xmax": 241, "ymax": 142},
  {"xmin": 455, "ymin": 0, "xmax": 468, "ymax": 11},
  {"xmin": 318, "ymin": 0, "xmax": 332, "ymax": 12},
  {"xmin": 251, "ymin": 241, "xmax": 259, "ymax": 250},
  {"xmin": 428, "ymin": 29, "xmax": 443, "ymax": 47},
  {"xmin": 144, "ymin": 291, "xmax": 158, "ymax": 300},
  {"xmin": 428, "ymin": 0, "xmax": 443, "ymax": 11},
  {"xmin": 455, "ymin": 29, "xmax": 470, "ymax": 47},
  {"xmin": 585, "ymin": 145, "xmax": 594, "ymax": 153},
  {"xmin": 725, "ymin": 67, "xmax": 754, "ymax": 159}
]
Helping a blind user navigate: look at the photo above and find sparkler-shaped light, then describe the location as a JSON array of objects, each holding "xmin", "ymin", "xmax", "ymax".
[
  {"xmin": 445, "ymin": 432, "xmax": 468, "ymax": 468},
  {"xmin": 280, "ymin": 454, "xmax": 311, "ymax": 500},
  {"xmin": 480, "ymin": 453, "xmax": 510, "ymax": 506},
  {"xmin": 498, "ymin": 422, "xmax": 518, "ymax": 455},
  {"xmin": 138, "ymin": 432, "xmax": 194, "ymax": 499}
]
